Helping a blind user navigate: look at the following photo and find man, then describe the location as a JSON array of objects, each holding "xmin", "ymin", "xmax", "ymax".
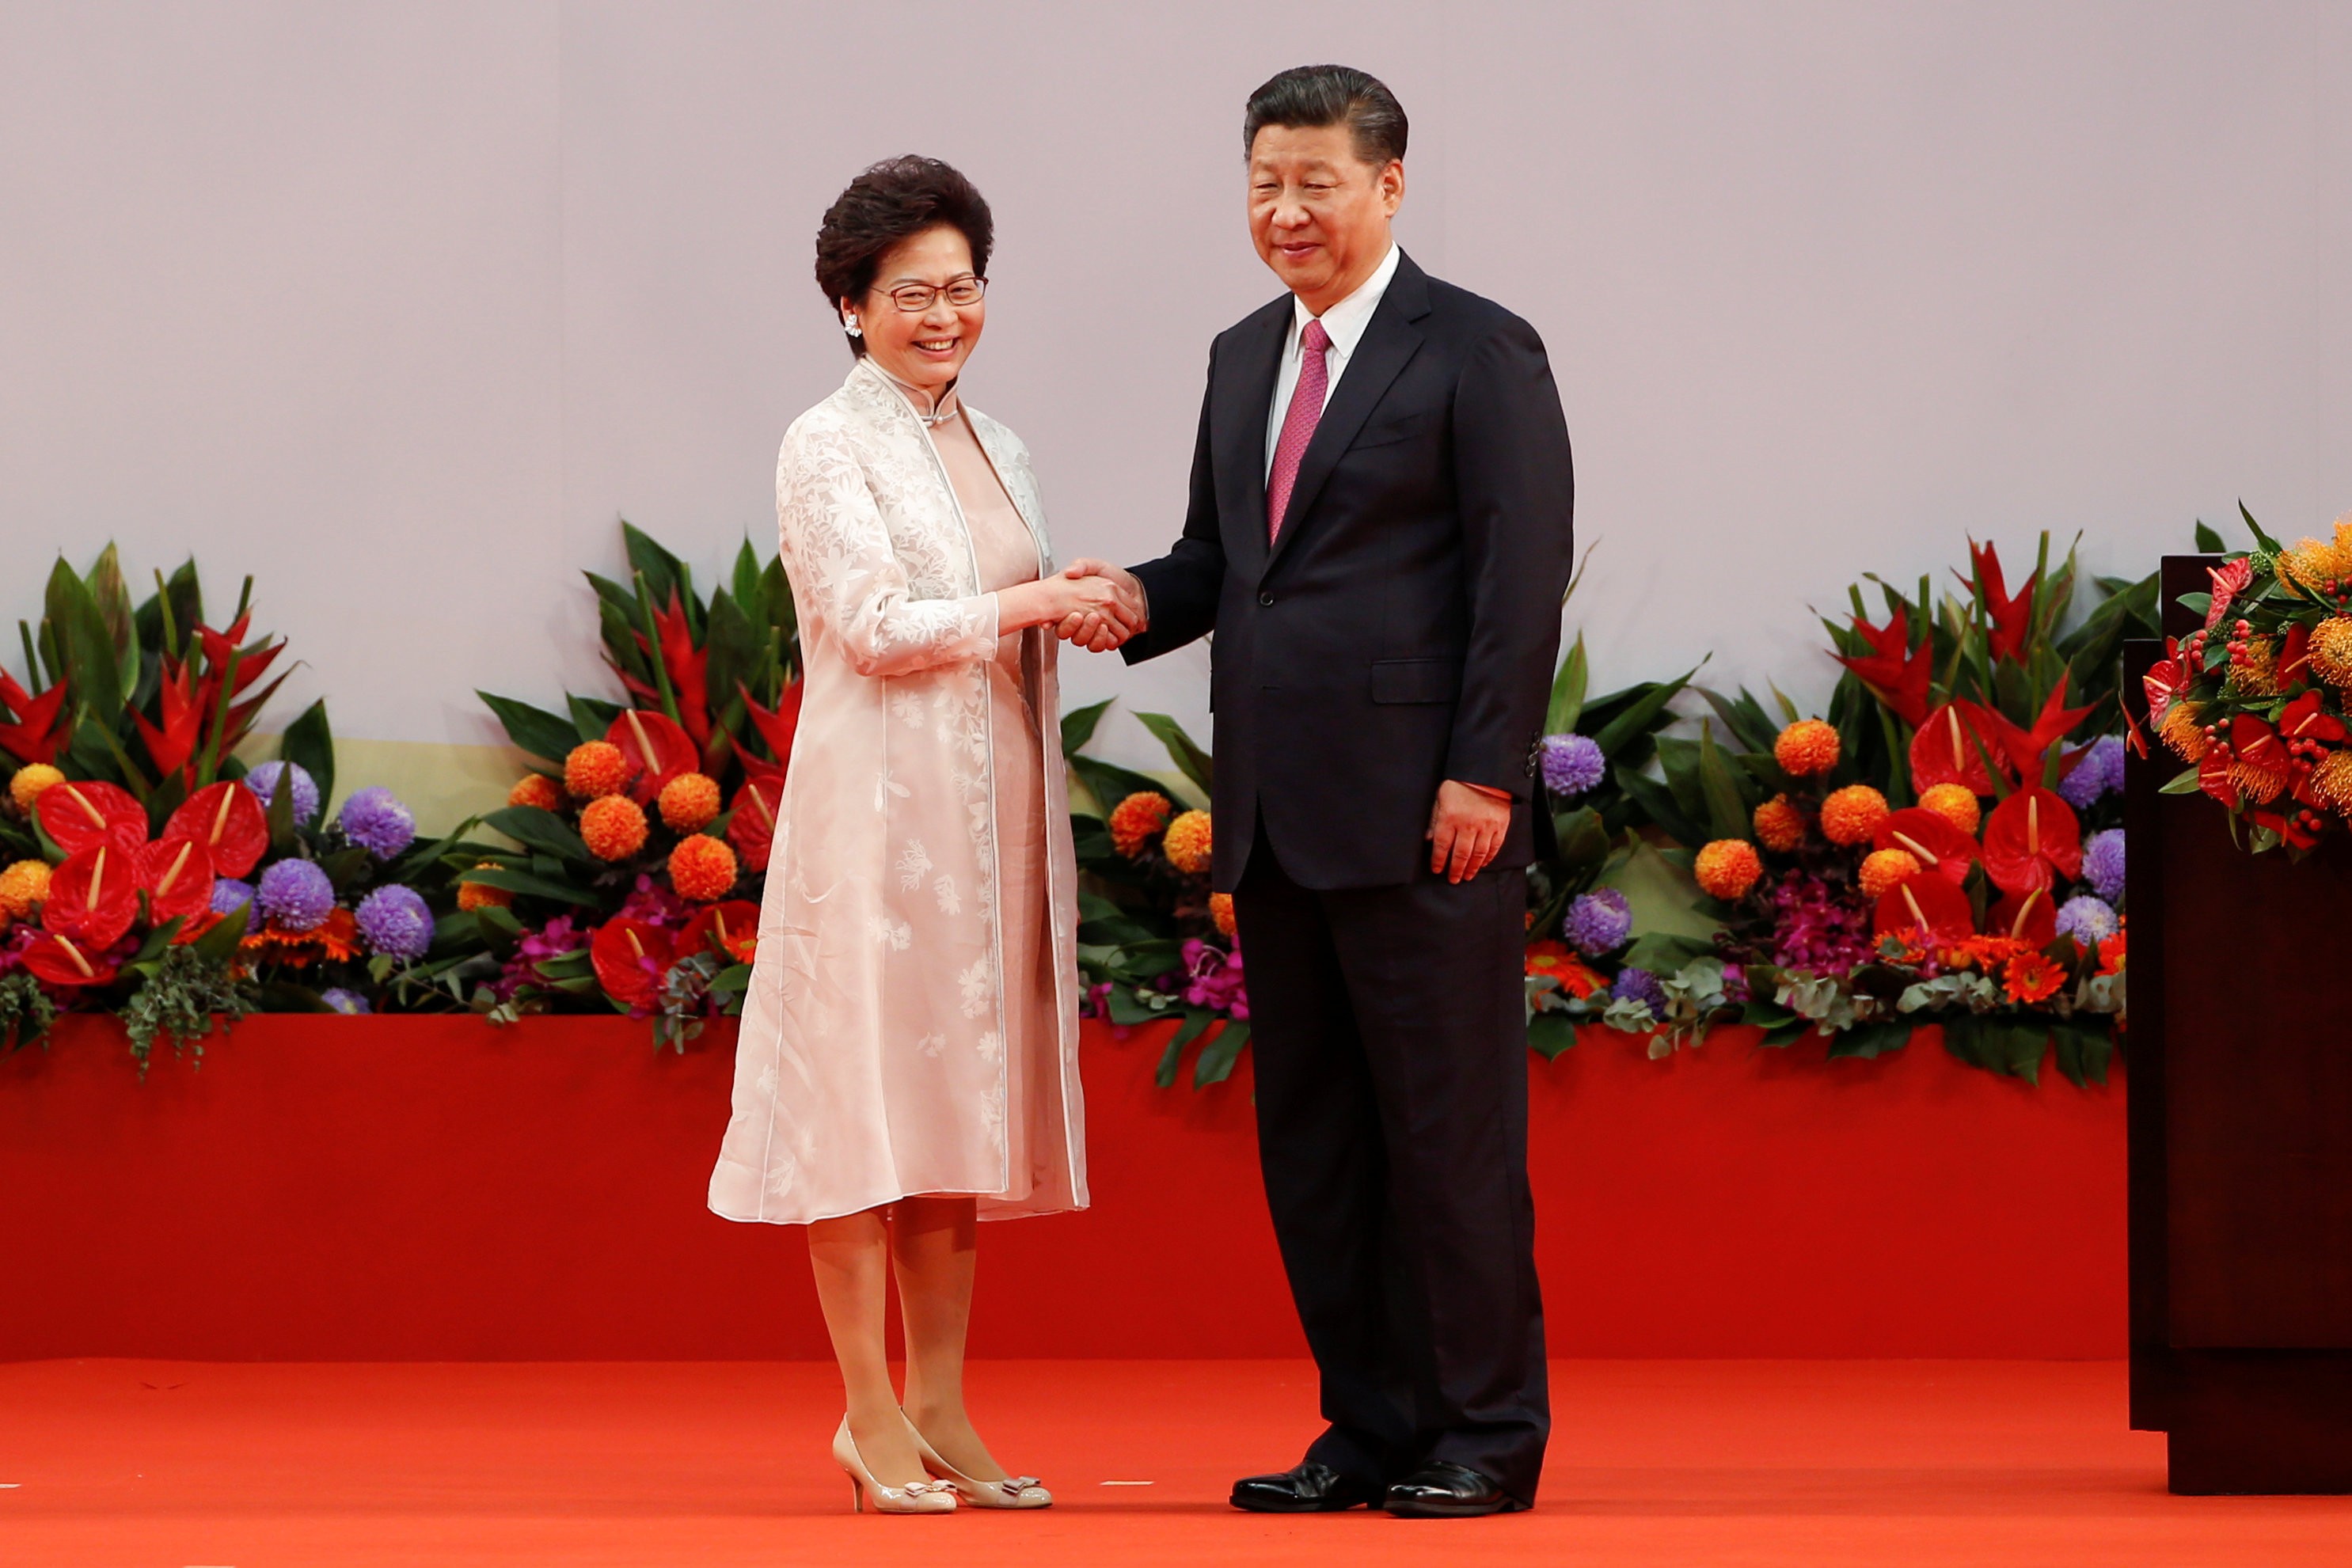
[{"xmin": 1064, "ymin": 64, "xmax": 1575, "ymax": 1517}]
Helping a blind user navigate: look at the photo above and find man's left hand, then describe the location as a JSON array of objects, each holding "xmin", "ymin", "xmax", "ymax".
[{"xmin": 1427, "ymin": 780, "xmax": 1514, "ymax": 883}]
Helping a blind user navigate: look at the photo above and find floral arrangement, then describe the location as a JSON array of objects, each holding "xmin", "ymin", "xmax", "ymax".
[
  {"xmin": 454, "ymin": 523, "xmax": 796, "ymax": 1045},
  {"xmin": 2144, "ymin": 507, "xmax": 2352, "ymax": 855},
  {"xmin": 1062, "ymin": 702, "xmax": 1245, "ymax": 1088},
  {"xmin": 1619, "ymin": 535, "xmax": 2150, "ymax": 1084},
  {"xmin": 0, "ymin": 549, "xmax": 464, "ymax": 1065}
]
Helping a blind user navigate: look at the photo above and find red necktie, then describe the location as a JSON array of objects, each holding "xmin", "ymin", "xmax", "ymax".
[{"xmin": 1266, "ymin": 317, "xmax": 1332, "ymax": 543}]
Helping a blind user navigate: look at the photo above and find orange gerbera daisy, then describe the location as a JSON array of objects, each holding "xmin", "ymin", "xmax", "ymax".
[
  {"xmin": 1525, "ymin": 940, "xmax": 1606, "ymax": 1000},
  {"xmin": 2001, "ymin": 951, "xmax": 2065, "ymax": 1004},
  {"xmin": 241, "ymin": 905, "xmax": 362, "ymax": 969}
]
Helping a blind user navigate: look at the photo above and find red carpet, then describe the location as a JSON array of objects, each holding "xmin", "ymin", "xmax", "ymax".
[{"xmin": 5, "ymin": 1359, "xmax": 2346, "ymax": 1566}]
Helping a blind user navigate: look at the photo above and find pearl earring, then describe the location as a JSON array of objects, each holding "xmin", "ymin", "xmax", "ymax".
[{"xmin": 842, "ymin": 316, "xmax": 862, "ymax": 338}]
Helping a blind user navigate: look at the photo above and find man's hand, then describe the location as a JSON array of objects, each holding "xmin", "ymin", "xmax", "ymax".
[
  {"xmin": 1427, "ymin": 780, "xmax": 1514, "ymax": 883},
  {"xmin": 1054, "ymin": 558, "xmax": 1149, "ymax": 652}
]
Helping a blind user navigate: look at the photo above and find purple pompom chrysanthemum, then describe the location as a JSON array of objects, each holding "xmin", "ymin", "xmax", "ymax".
[
  {"xmin": 256, "ymin": 858, "xmax": 336, "ymax": 932},
  {"xmin": 2084, "ymin": 828, "xmax": 2126, "ymax": 903},
  {"xmin": 1563, "ymin": 887, "xmax": 1633, "ymax": 956},
  {"xmin": 337, "ymin": 785, "xmax": 416, "ymax": 859},
  {"xmin": 320, "ymin": 987, "xmax": 371, "ymax": 1016},
  {"xmin": 210, "ymin": 883, "xmax": 258, "ymax": 931},
  {"xmin": 2054, "ymin": 894, "xmax": 2119, "ymax": 946},
  {"xmin": 1539, "ymin": 733, "xmax": 1606, "ymax": 797},
  {"xmin": 2058, "ymin": 736, "xmax": 2126, "ymax": 809},
  {"xmin": 354, "ymin": 884, "xmax": 432, "ymax": 960},
  {"xmin": 243, "ymin": 761, "xmax": 321, "ymax": 826},
  {"xmin": 1613, "ymin": 965, "xmax": 1666, "ymax": 1012}
]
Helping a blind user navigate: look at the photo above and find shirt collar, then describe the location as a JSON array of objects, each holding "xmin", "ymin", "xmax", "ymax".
[{"xmin": 1291, "ymin": 241, "xmax": 1400, "ymax": 359}]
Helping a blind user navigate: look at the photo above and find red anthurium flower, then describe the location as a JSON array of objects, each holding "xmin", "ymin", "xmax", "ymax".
[
  {"xmin": 21, "ymin": 932, "xmax": 120, "ymax": 988},
  {"xmin": 131, "ymin": 659, "xmax": 206, "ymax": 780},
  {"xmin": 2279, "ymin": 623, "xmax": 2313, "ymax": 687},
  {"xmin": 2204, "ymin": 558, "xmax": 2251, "ymax": 631},
  {"xmin": 2141, "ymin": 657, "xmax": 2184, "ymax": 722},
  {"xmin": 1977, "ymin": 681, "xmax": 2096, "ymax": 787},
  {"xmin": 34, "ymin": 780, "xmax": 148, "ymax": 857},
  {"xmin": 2248, "ymin": 807, "xmax": 2324, "ymax": 850},
  {"xmin": 1981, "ymin": 787, "xmax": 2083, "ymax": 894},
  {"xmin": 2278, "ymin": 690, "xmax": 2346, "ymax": 745},
  {"xmin": 1874, "ymin": 872, "xmax": 1974, "ymax": 945},
  {"xmin": 0, "ymin": 670, "xmax": 72, "ymax": 765},
  {"xmin": 1910, "ymin": 700, "xmax": 2003, "ymax": 792},
  {"xmin": 2197, "ymin": 748, "xmax": 2239, "ymax": 808},
  {"xmin": 137, "ymin": 836, "xmax": 217, "ymax": 924},
  {"xmin": 1871, "ymin": 807, "xmax": 1978, "ymax": 885},
  {"xmin": 727, "ymin": 774, "xmax": 781, "ymax": 873},
  {"xmin": 1963, "ymin": 540, "xmax": 2035, "ymax": 663},
  {"xmin": 590, "ymin": 918, "xmax": 675, "ymax": 1011},
  {"xmin": 605, "ymin": 709, "xmax": 697, "ymax": 807},
  {"xmin": 42, "ymin": 843, "xmax": 142, "ymax": 950},
  {"xmin": 2231, "ymin": 714, "xmax": 2287, "ymax": 773},
  {"xmin": 1988, "ymin": 887, "xmax": 2058, "ymax": 947},
  {"xmin": 678, "ymin": 899, "xmax": 761, "ymax": 964},
  {"xmin": 1834, "ymin": 605, "xmax": 1934, "ymax": 728},
  {"xmin": 164, "ymin": 780, "xmax": 271, "ymax": 878}
]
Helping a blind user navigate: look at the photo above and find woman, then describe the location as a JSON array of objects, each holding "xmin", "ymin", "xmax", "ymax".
[{"xmin": 708, "ymin": 156, "xmax": 1130, "ymax": 1515}]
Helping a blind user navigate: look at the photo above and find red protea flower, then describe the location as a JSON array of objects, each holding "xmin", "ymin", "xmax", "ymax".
[
  {"xmin": 35, "ymin": 780, "xmax": 147, "ymax": 857},
  {"xmin": 165, "ymin": 780, "xmax": 271, "ymax": 879},
  {"xmin": 1981, "ymin": 788, "xmax": 2083, "ymax": 894}
]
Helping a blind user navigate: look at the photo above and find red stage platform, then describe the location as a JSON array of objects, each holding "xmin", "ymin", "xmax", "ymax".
[
  {"xmin": 8, "ymin": 1357, "xmax": 2346, "ymax": 1568},
  {"xmin": 2, "ymin": 1014, "xmax": 2123, "ymax": 1361}
]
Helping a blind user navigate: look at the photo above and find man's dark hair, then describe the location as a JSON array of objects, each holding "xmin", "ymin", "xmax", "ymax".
[
  {"xmin": 1242, "ymin": 65, "xmax": 1408, "ymax": 167},
  {"xmin": 814, "ymin": 155, "xmax": 994, "ymax": 358}
]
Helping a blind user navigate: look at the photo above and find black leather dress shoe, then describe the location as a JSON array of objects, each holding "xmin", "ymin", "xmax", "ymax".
[
  {"xmin": 1384, "ymin": 1460, "xmax": 1527, "ymax": 1517},
  {"xmin": 1230, "ymin": 1461, "xmax": 1385, "ymax": 1513}
]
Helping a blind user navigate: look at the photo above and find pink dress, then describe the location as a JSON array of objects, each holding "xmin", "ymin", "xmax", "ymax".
[{"xmin": 708, "ymin": 358, "xmax": 1085, "ymax": 1226}]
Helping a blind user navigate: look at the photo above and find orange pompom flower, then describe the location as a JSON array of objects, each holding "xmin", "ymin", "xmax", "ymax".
[
  {"xmin": 0, "ymin": 858, "xmax": 52, "ymax": 920},
  {"xmin": 564, "ymin": 741, "xmax": 634, "ymax": 801},
  {"xmin": 1773, "ymin": 719, "xmax": 1841, "ymax": 777},
  {"xmin": 1209, "ymin": 891, "xmax": 1237, "ymax": 937},
  {"xmin": 1819, "ymin": 784, "xmax": 1890, "ymax": 845},
  {"xmin": 508, "ymin": 773, "xmax": 564, "ymax": 812},
  {"xmin": 1163, "ymin": 810, "xmax": 1214, "ymax": 875},
  {"xmin": 2001, "ymin": 951, "xmax": 2065, "ymax": 1005},
  {"xmin": 9, "ymin": 762, "xmax": 64, "ymax": 814},
  {"xmin": 1917, "ymin": 782, "xmax": 1982, "ymax": 835},
  {"xmin": 658, "ymin": 772, "xmax": 722, "ymax": 833},
  {"xmin": 1108, "ymin": 792, "xmax": 1173, "ymax": 857},
  {"xmin": 579, "ymin": 794, "xmax": 649, "ymax": 861},
  {"xmin": 1858, "ymin": 847, "xmax": 1923, "ymax": 898},
  {"xmin": 1752, "ymin": 794, "xmax": 1807, "ymax": 852},
  {"xmin": 456, "ymin": 863, "xmax": 513, "ymax": 913},
  {"xmin": 667, "ymin": 833, "xmax": 739, "ymax": 902},
  {"xmin": 1694, "ymin": 838, "xmax": 1764, "ymax": 900}
]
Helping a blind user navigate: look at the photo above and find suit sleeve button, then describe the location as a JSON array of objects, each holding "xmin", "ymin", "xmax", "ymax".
[{"xmin": 1258, "ymin": 591, "xmax": 1275, "ymax": 606}]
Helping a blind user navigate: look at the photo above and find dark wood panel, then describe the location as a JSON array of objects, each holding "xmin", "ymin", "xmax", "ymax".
[{"xmin": 2164, "ymin": 1351, "xmax": 2352, "ymax": 1494}]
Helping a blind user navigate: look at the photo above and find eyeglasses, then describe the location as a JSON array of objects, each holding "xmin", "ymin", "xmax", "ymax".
[{"xmin": 875, "ymin": 276, "xmax": 987, "ymax": 313}]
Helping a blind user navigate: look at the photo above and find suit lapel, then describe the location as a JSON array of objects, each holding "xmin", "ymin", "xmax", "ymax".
[
  {"xmin": 1215, "ymin": 300, "xmax": 1289, "ymax": 579},
  {"xmin": 1263, "ymin": 255, "xmax": 1431, "ymax": 578}
]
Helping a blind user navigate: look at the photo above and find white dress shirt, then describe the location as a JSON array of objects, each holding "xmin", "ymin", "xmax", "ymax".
[{"xmin": 1263, "ymin": 242, "xmax": 1402, "ymax": 477}]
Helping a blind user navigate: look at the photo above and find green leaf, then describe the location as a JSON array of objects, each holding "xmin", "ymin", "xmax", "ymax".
[
  {"xmin": 192, "ymin": 899, "xmax": 252, "ymax": 962},
  {"xmin": 484, "ymin": 804, "xmax": 593, "ymax": 864},
  {"xmin": 279, "ymin": 699, "xmax": 335, "ymax": 812},
  {"xmin": 1613, "ymin": 765, "xmax": 1708, "ymax": 849},
  {"xmin": 45, "ymin": 556, "xmax": 124, "ymax": 726},
  {"xmin": 84, "ymin": 543, "xmax": 142, "ymax": 708},
  {"xmin": 1134, "ymin": 712, "xmax": 1214, "ymax": 796},
  {"xmin": 317, "ymin": 845, "xmax": 373, "ymax": 891},
  {"xmin": 1066, "ymin": 754, "xmax": 1176, "ymax": 818},
  {"xmin": 2238, "ymin": 500, "xmax": 2282, "ymax": 555},
  {"xmin": 2193, "ymin": 520, "xmax": 2226, "ymax": 553},
  {"xmin": 568, "ymin": 693, "xmax": 624, "ymax": 745},
  {"xmin": 263, "ymin": 764, "xmax": 298, "ymax": 855},
  {"xmin": 1192, "ymin": 1020, "xmax": 1250, "ymax": 1088},
  {"xmin": 1061, "ymin": 699, "xmax": 1113, "ymax": 759},
  {"xmin": 1590, "ymin": 661, "xmax": 1704, "ymax": 757},
  {"xmin": 477, "ymin": 692, "xmax": 583, "ymax": 764},
  {"xmin": 2158, "ymin": 765, "xmax": 2203, "ymax": 795},
  {"xmin": 1526, "ymin": 1011, "xmax": 1578, "ymax": 1061},
  {"xmin": 461, "ymin": 866, "xmax": 602, "ymax": 905},
  {"xmin": 1545, "ymin": 634, "xmax": 1590, "ymax": 736},
  {"xmin": 1696, "ymin": 722, "xmax": 1752, "ymax": 841},
  {"xmin": 1826, "ymin": 1019, "xmax": 1912, "ymax": 1059}
]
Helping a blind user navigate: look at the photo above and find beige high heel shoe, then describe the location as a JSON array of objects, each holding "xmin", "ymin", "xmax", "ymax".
[
  {"xmin": 903, "ymin": 1414, "xmax": 1053, "ymax": 1509},
  {"xmin": 834, "ymin": 1415, "xmax": 956, "ymax": 1514}
]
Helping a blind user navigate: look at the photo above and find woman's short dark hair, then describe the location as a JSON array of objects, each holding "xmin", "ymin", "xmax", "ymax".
[
  {"xmin": 814, "ymin": 155, "xmax": 994, "ymax": 357},
  {"xmin": 1242, "ymin": 65, "xmax": 1408, "ymax": 167}
]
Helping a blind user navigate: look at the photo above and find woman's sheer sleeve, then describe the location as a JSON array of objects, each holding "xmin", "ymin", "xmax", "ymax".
[{"xmin": 777, "ymin": 420, "xmax": 1001, "ymax": 678}]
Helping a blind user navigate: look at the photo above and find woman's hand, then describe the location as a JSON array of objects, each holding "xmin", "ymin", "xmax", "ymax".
[{"xmin": 997, "ymin": 564, "xmax": 1142, "ymax": 640}]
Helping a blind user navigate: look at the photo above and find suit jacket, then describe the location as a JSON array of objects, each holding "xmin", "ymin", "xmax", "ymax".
[{"xmin": 1123, "ymin": 252, "xmax": 1575, "ymax": 891}]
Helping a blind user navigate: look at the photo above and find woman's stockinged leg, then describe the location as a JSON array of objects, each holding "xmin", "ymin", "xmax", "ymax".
[
  {"xmin": 892, "ymin": 1194, "xmax": 1009, "ymax": 1482},
  {"xmin": 807, "ymin": 1208, "xmax": 928, "ymax": 1487}
]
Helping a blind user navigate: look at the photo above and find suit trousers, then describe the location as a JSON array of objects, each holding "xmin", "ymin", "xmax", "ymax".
[{"xmin": 1233, "ymin": 817, "xmax": 1550, "ymax": 1503}]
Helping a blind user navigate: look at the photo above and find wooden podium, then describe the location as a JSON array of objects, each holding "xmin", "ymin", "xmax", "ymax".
[{"xmin": 2126, "ymin": 556, "xmax": 2352, "ymax": 1494}]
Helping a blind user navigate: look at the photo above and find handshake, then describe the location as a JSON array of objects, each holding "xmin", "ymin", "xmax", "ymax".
[{"xmin": 1028, "ymin": 557, "xmax": 1148, "ymax": 654}]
